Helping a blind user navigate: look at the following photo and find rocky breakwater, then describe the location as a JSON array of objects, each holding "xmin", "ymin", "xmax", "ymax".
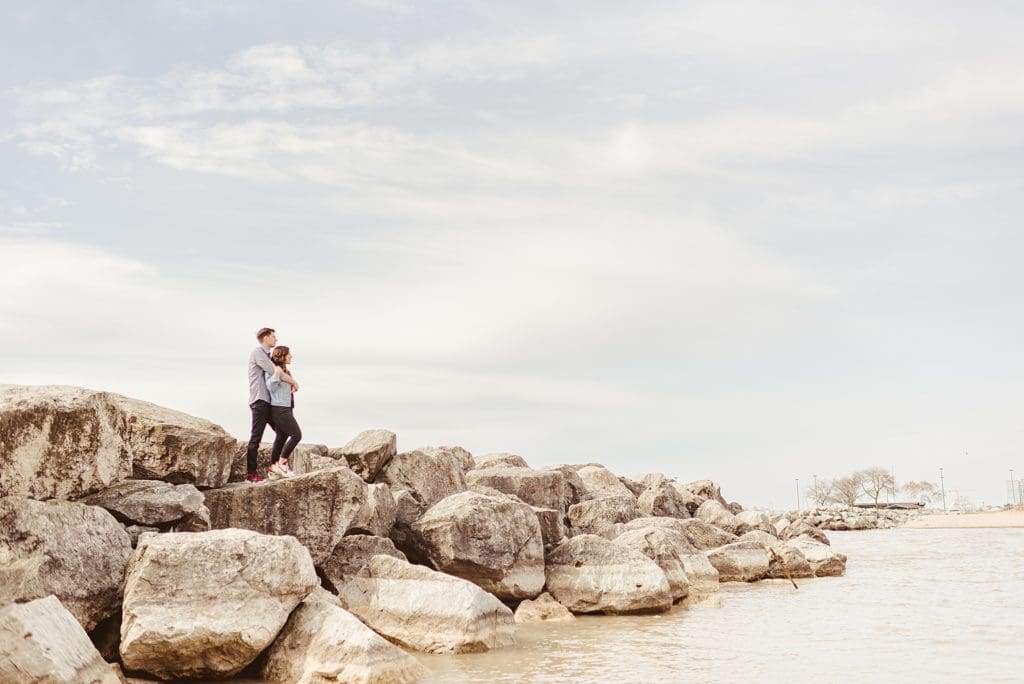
[
  {"xmin": 1, "ymin": 384, "xmax": 848, "ymax": 683},
  {"xmin": 781, "ymin": 505, "xmax": 913, "ymax": 532}
]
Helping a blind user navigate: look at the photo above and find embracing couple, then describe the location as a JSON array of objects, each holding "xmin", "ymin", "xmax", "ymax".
[{"xmin": 245, "ymin": 327, "xmax": 302, "ymax": 484}]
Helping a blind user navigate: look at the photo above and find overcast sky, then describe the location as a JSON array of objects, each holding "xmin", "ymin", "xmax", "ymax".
[{"xmin": 3, "ymin": 1, "xmax": 1022, "ymax": 509}]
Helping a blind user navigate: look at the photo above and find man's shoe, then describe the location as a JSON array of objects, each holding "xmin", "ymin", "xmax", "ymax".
[{"xmin": 245, "ymin": 473, "xmax": 265, "ymax": 484}]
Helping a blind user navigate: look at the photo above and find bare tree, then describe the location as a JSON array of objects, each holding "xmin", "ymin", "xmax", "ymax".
[
  {"xmin": 806, "ymin": 477, "xmax": 834, "ymax": 507},
  {"xmin": 902, "ymin": 480, "xmax": 939, "ymax": 505},
  {"xmin": 830, "ymin": 473, "xmax": 865, "ymax": 507},
  {"xmin": 859, "ymin": 467, "xmax": 896, "ymax": 508}
]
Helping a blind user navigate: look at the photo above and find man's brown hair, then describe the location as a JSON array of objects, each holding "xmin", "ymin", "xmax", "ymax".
[{"xmin": 256, "ymin": 327, "xmax": 275, "ymax": 342}]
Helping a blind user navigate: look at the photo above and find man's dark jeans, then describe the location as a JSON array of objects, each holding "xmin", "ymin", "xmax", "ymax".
[{"xmin": 246, "ymin": 400, "xmax": 275, "ymax": 474}]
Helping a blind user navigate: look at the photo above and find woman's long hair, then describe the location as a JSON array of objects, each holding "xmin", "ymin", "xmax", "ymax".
[{"xmin": 271, "ymin": 346, "xmax": 290, "ymax": 376}]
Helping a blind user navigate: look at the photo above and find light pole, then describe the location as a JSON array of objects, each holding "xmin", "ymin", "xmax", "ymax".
[
  {"xmin": 940, "ymin": 467, "xmax": 946, "ymax": 513},
  {"xmin": 813, "ymin": 474, "xmax": 818, "ymax": 506},
  {"xmin": 1011, "ymin": 468, "xmax": 1016, "ymax": 507},
  {"xmin": 795, "ymin": 478, "xmax": 800, "ymax": 511}
]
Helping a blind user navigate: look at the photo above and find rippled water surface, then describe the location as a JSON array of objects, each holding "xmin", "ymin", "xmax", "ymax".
[{"xmin": 419, "ymin": 529, "xmax": 1024, "ymax": 683}]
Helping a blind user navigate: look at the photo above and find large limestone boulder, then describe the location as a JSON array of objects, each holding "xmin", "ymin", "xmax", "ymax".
[
  {"xmin": 695, "ymin": 499, "xmax": 751, "ymax": 536},
  {"xmin": 320, "ymin": 535, "xmax": 407, "ymax": 589},
  {"xmin": 667, "ymin": 482, "xmax": 705, "ymax": 516},
  {"xmin": 782, "ymin": 520, "xmax": 831, "ymax": 546},
  {"xmin": 532, "ymin": 506, "xmax": 566, "ymax": 549},
  {"xmin": 419, "ymin": 445, "xmax": 475, "ymax": 473},
  {"xmin": 465, "ymin": 466, "xmax": 566, "ymax": 513},
  {"xmin": 472, "ymin": 452, "xmax": 529, "ymax": 469},
  {"xmin": 375, "ymin": 447, "xmax": 469, "ymax": 558},
  {"xmin": 675, "ymin": 518, "xmax": 739, "ymax": 550},
  {"xmin": 736, "ymin": 509, "xmax": 775, "ymax": 534},
  {"xmin": 260, "ymin": 588, "xmax": 425, "ymax": 684},
  {"xmin": 79, "ymin": 479, "xmax": 205, "ymax": 528},
  {"xmin": 737, "ymin": 531, "xmax": 814, "ymax": 579},
  {"xmin": 620, "ymin": 516, "xmax": 695, "ymax": 543},
  {"xmin": 704, "ymin": 541, "xmax": 771, "ymax": 582},
  {"xmin": 567, "ymin": 496, "xmax": 642, "ymax": 539},
  {"xmin": 679, "ymin": 551, "xmax": 721, "ymax": 596},
  {"xmin": 120, "ymin": 529, "xmax": 318, "ymax": 680},
  {"xmin": 348, "ymin": 482, "xmax": 397, "ymax": 537},
  {"xmin": 680, "ymin": 479, "xmax": 728, "ymax": 506},
  {"xmin": 541, "ymin": 465, "xmax": 587, "ymax": 510},
  {"xmin": 613, "ymin": 528, "xmax": 690, "ymax": 601},
  {"xmin": 0, "ymin": 595, "xmax": 120, "ymax": 684},
  {"xmin": 576, "ymin": 465, "xmax": 636, "ymax": 500},
  {"xmin": 112, "ymin": 394, "xmax": 236, "ymax": 488},
  {"xmin": 0, "ymin": 385, "xmax": 131, "ymax": 500},
  {"xmin": 637, "ymin": 475, "xmax": 692, "ymax": 519},
  {"xmin": 788, "ymin": 538, "xmax": 847, "ymax": 577},
  {"xmin": 0, "ymin": 497, "xmax": 131, "ymax": 631},
  {"xmin": 229, "ymin": 442, "xmax": 328, "ymax": 483},
  {"xmin": 411, "ymin": 491, "xmax": 545, "ymax": 600},
  {"xmin": 327, "ymin": 429, "xmax": 398, "ymax": 482},
  {"xmin": 618, "ymin": 476, "xmax": 646, "ymax": 498},
  {"xmin": 544, "ymin": 534, "xmax": 672, "ymax": 614},
  {"xmin": 514, "ymin": 592, "xmax": 575, "ymax": 623},
  {"xmin": 335, "ymin": 554, "xmax": 516, "ymax": 654},
  {"xmin": 204, "ymin": 466, "xmax": 366, "ymax": 565}
]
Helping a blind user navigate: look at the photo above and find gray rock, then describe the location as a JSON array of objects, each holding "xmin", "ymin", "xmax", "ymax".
[
  {"xmin": 113, "ymin": 394, "xmax": 237, "ymax": 488},
  {"xmin": 637, "ymin": 475, "xmax": 692, "ymax": 519},
  {"xmin": 613, "ymin": 528, "xmax": 690, "ymax": 601},
  {"xmin": 576, "ymin": 465, "xmax": 636, "ymax": 501},
  {"xmin": 704, "ymin": 541, "xmax": 771, "ymax": 582},
  {"xmin": 0, "ymin": 385, "xmax": 131, "ymax": 501},
  {"xmin": 119, "ymin": 529, "xmax": 318, "ymax": 680},
  {"xmin": 541, "ymin": 465, "xmax": 588, "ymax": 510},
  {"xmin": 532, "ymin": 506, "xmax": 567, "ymax": 549},
  {"xmin": 465, "ymin": 466, "xmax": 566, "ymax": 513},
  {"xmin": 0, "ymin": 595, "xmax": 120, "ymax": 684},
  {"xmin": 327, "ymin": 429, "xmax": 398, "ymax": 482},
  {"xmin": 788, "ymin": 538, "xmax": 847, "ymax": 577},
  {"xmin": 567, "ymin": 496, "xmax": 642, "ymax": 538},
  {"xmin": 544, "ymin": 534, "xmax": 672, "ymax": 614},
  {"xmin": 472, "ymin": 452, "xmax": 529, "ymax": 469},
  {"xmin": 736, "ymin": 509, "xmax": 775, "ymax": 534},
  {"xmin": 321, "ymin": 535, "xmax": 407, "ymax": 589},
  {"xmin": 205, "ymin": 466, "xmax": 366, "ymax": 565},
  {"xmin": 695, "ymin": 499, "xmax": 751, "ymax": 536},
  {"xmin": 0, "ymin": 497, "xmax": 131, "ymax": 631},
  {"xmin": 675, "ymin": 518, "xmax": 739, "ymax": 550},
  {"xmin": 123, "ymin": 525, "xmax": 159, "ymax": 547},
  {"xmin": 335, "ymin": 554, "xmax": 516, "ymax": 654},
  {"xmin": 514, "ymin": 592, "xmax": 575, "ymax": 623},
  {"xmin": 411, "ymin": 491, "xmax": 545, "ymax": 601},
  {"xmin": 260, "ymin": 588, "xmax": 426, "ymax": 684},
  {"xmin": 348, "ymin": 482, "xmax": 397, "ymax": 537},
  {"xmin": 79, "ymin": 480, "xmax": 204, "ymax": 527}
]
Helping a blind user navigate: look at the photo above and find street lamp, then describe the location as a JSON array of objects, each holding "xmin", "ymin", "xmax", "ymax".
[
  {"xmin": 795, "ymin": 477, "xmax": 800, "ymax": 511},
  {"xmin": 940, "ymin": 467, "xmax": 946, "ymax": 513},
  {"xmin": 1011, "ymin": 468, "xmax": 1017, "ymax": 507}
]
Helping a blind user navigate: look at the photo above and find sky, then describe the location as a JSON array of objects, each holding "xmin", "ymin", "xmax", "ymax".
[{"xmin": 2, "ymin": 1, "xmax": 1022, "ymax": 510}]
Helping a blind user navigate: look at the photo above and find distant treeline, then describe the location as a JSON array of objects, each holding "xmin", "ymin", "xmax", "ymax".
[{"xmin": 807, "ymin": 468, "xmax": 939, "ymax": 507}]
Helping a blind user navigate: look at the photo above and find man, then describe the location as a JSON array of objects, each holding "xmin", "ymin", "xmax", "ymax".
[{"xmin": 245, "ymin": 327, "xmax": 299, "ymax": 483}]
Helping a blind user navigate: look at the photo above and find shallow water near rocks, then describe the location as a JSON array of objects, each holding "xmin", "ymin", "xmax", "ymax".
[{"xmin": 419, "ymin": 529, "xmax": 1024, "ymax": 683}]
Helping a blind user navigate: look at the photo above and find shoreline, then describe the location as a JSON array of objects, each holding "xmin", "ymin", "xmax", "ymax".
[{"xmin": 901, "ymin": 509, "xmax": 1024, "ymax": 529}]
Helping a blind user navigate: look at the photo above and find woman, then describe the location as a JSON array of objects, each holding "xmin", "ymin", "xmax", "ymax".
[{"xmin": 265, "ymin": 345, "xmax": 302, "ymax": 480}]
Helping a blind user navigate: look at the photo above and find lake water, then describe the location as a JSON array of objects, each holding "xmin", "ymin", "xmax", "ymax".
[{"xmin": 419, "ymin": 529, "xmax": 1024, "ymax": 683}]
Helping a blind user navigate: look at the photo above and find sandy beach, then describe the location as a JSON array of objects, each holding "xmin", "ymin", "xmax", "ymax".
[{"xmin": 902, "ymin": 509, "xmax": 1024, "ymax": 529}]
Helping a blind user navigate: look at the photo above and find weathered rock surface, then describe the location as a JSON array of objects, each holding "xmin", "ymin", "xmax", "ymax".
[
  {"xmin": 260, "ymin": 588, "xmax": 425, "ymax": 684},
  {"xmin": 472, "ymin": 452, "xmax": 529, "ymax": 469},
  {"xmin": 736, "ymin": 509, "xmax": 775, "ymax": 534},
  {"xmin": 680, "ymin": 480, "xmax": 728, "ymax": 507},
  {"xmin": 348, "ymin": 482, "xmax": 397, "ymax": 537},
  {"xmin": 0, "ymin": 385, "xmax": 131, "ymax": 501},
  {"xmin": 695, "ymin": 499, "xmax": 751, "ymax": 536},
  {"xmin": 0, "ymin": 497, "xmax": 131, "ymax": 631},
  {"xmin": 620, "ymin": 516, "xmax": 696, "ymax": 544},
  {"xmin": 465, "ymin": 466, "xmax": 566, "ymax": 513},
  {"xmin": 636, "ymin": 475, "xmax": 692, "ymax": 519},
  {"xmin": 781, "ymin": 520, "xmax": 831, "ymax": 546},
  {"xmin": 618, "ymin": 476, "xmax": 646, "ymax": 498},
  {"xmin": 113, "ymin": 394, "xmax": 237, "ymax": 488},
  {"xmin": 230, "ymin": 442, "xmax": 328, "ymax": 483},
  {"xmin": 320, "ymin": 535, "xmax": 407, "ymax": 589},
  {"xmin": 787, "ymin": 538, "xmax": 847, "ymax": 577},
  {"xmin": 375, "ymin": 448, "xmax": 467, "ymax": 514},
  {"xmin": 328, "ymin": 429, "xmax": 398, "ymax": 482},
  {"xmin": 532, "ymin": 506, "xmax": 566, "ymax": 548},
  {"xmin": 419, "ymin": 445, "xmax": 475, "ymax": 473},
  {"xmin": 120, "ymin": 529, "xmax": 318, "ymax": 680},
  {"xmin": 544, "ymin": 534, "xmax": 673, "ymax": 614},
  {"xmin": 704, "ymin": 541, "xmax": 771, "ymax": 582},
  {"xmin": 205, "ymin": 466, "xmax": 366, "ymax": 565},
  {"xmin": 411, "ymin": 491, "xmax": 545, "ymax": 600},
  {"xmin": 514, "ymin": 592, "xmax": 576, "ymax": 623},
  {"xmin": 766, "ymin": 542, "xmax": 814, "ymax": 580},
  {"xmin": 335, "ymin": 554, "xmax": 516, "ymax": 654},
  {"xmin": 542, "ymin": 465, "xmax": 588, "ymax": 510},
  {"xmin": 80, "ymin": 479, "xmax": 205, "ymax": 528},
  {"xmin": 0, "ymin": 595, "xmax": 120, "ymax": 684},
  {"xmin": 567, "ymin": 496, "xmax": 642, "ymax": 538},
  {"xmin": 576, "ymin": 465, "xmax": 636, "ymax": 500},
  {"xmin": 675, "ymin": 518, "xmax": 739, "ymax": 550},
  {"xmin": 679, "ymin": 551, "xmax": 721, "ymax": 595},
  {"xmin": 613, "ymin": 528, "xmax": 690, "ymax": 601},
  {"xmin": 667, "ymin": 482, "xmax": 705, "ymax": 516}
]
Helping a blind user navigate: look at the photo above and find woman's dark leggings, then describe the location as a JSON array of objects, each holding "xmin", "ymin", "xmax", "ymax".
[{"xmin": 269, "ymin": 406, "xmax": 302, "ymax": 464}]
